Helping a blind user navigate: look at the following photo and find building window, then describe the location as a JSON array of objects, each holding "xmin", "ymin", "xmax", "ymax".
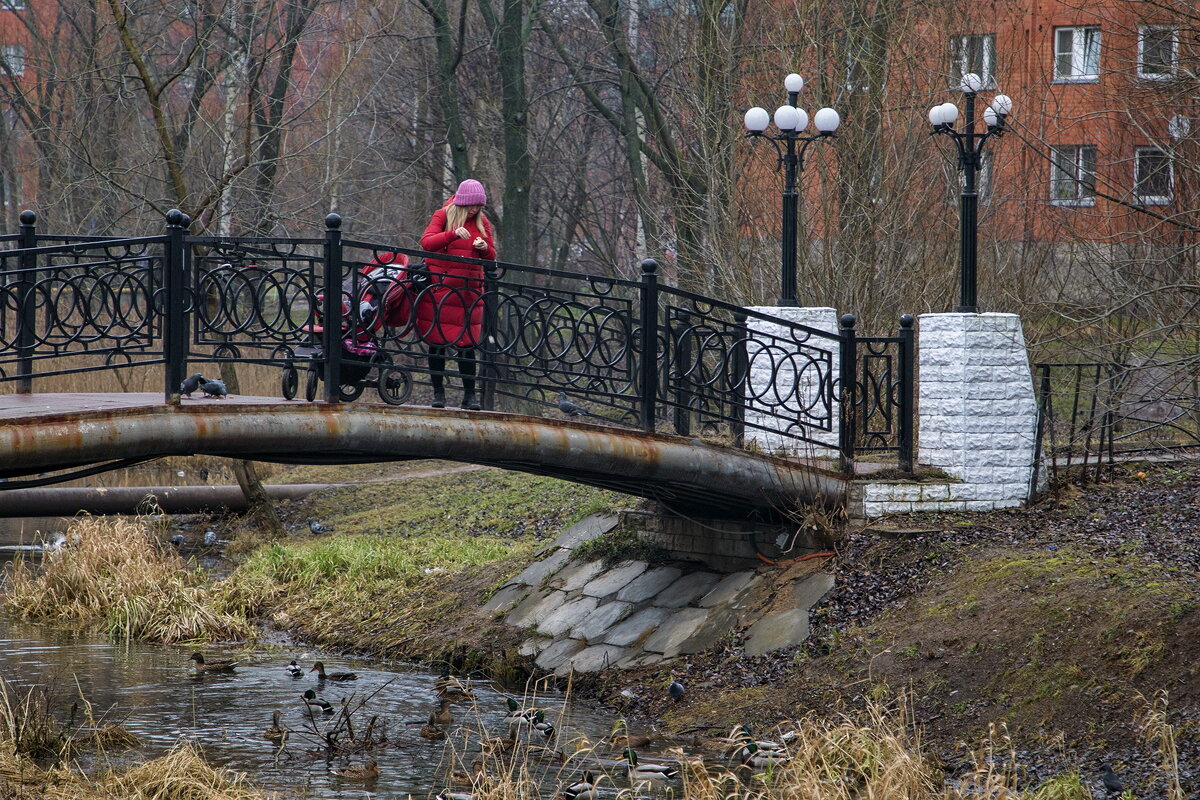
[
  {"xmin": 1054, "ymin": 26, "xmax": 1101, "ymax": 82},
  {"xmin": 1138, "ymin": 25, "xmax": 1176, "ymax": 79},
  {"xmin": 950, "ymin": 34, "xmax": 996, "ymax": 89},
  {"xmin": 0, "ymin": 45, "xmax": 23, "ymax": 76},
  {"xmin": 1050, "ymin": 145, "xmax": 1097, "ymax": 205},
  {"xmin": 1134, "ymin": 147, "xmax": 1172, "ymax": 205},
  {"xmin": 0, "ymin": 0, "xmax": 26, "ymax": 10}
]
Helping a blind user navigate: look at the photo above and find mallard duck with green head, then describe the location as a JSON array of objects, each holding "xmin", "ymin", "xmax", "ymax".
[
  {"xmin": 560, "ymin": 770, "xmax": 601, "ymax": 800},
  {"xmin": 302, "ymin": 689, "xmax": 334, "ymax": 714},
  {"xmin": 504, "ymin": 698, "xmax": 538, "ymax": 731},
  {"xmin": 740, "ymin": 742, "xmax": 790, "ymax": 769}
]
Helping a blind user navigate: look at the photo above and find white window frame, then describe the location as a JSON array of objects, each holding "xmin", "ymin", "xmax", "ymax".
[
  {"xmin": 1134, "ymin": 147, "xmax": 1172, "ymax": 205},
  {"xmin": 1053, "ymin": 26, "xmax": 1101, "ymax": 82},
  {"xmin": 1137, "ymin": 25, "xmax": 1176, "ymax": 80},
  {"xmin": 0, "ymin": 44, "xmax": 23, "ymax": 77},
  {"xmin": 1050, "ymin": 145, "xmax": 1097, "ymax": 206},
  {"xmin": 950, "ymin": 34, "xmax": 996, "ymax": 90}
]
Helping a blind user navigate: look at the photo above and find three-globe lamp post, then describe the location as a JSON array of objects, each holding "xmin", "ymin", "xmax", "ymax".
[
  {"xmin": 929, "ymin": 73, "xmax": 1013, "ymax": 312},
  {"xmin": 744, "ymin": 73, "xmax": 841, "ymax": 307}
]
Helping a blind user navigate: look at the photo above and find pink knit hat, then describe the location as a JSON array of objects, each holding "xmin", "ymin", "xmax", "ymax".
[{"xmin": 453, "ymin": 179, "xmax": 487, "ymax": 206}]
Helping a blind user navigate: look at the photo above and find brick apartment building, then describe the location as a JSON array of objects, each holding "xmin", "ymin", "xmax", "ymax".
[{"xmin": 952, "ymin": 0, "xmax": 1194, "ymax": 243}]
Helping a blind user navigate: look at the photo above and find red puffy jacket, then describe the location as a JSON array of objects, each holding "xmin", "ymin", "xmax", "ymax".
[{"xmin": 417, "ymin": 207, "xmax": 496, "ymax": 347}]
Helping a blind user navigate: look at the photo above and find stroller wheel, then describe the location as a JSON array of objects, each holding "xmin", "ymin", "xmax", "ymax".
[
  {"xmin": 305, "ymin": 365, "xmax": 320, "ymax": 402},
  {"xmin": 338, "ymin": 382, "xmax": 365, "ymax": 402},
  {"xmin": 378, "ymin": 365, "xmax": 411, "ymax": 405},
  {"xmin": 281, "ymin": 365, "xmax": 299, "ymax": 400}
]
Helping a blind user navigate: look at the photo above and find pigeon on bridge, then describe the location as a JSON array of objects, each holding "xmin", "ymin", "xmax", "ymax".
[
  {"xmin": 199, "ymin": 378, "xmax": 228, "ymax": 398},
  {"xmin": 180, "ymin": 373, "xmax": 205, "ymax": 397},
  {"xmin": 557, "ymin": 392, "xmax": 586, "ymax": 418}
]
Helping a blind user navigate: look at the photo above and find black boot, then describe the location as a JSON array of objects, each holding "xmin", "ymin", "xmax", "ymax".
[
  {"xmin": 432, "ymin": 387, "xmax": 446, "ymax": 408},
  {"xmin": 461, "ymin": 390, "xmax": 480, "ymax": 411}
]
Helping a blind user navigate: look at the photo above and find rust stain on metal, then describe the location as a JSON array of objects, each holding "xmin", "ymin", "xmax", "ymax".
[{"xmin": 0, "ymin": 395, "xmax": 848, "ymax": 516}]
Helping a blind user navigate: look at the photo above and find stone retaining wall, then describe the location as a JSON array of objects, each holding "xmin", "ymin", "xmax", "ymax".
[{"xmin": 485, "ymin": 514, "xmax": 835, "ymax": 675}]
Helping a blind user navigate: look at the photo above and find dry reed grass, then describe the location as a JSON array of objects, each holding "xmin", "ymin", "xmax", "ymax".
[
  {"xmin": 0, "ymin": 741, "xmax": 267, "ymax": 800},
  {"xmin": 2, "ymin": 515, "xmax": 250, "ymax": 644},
  {"xmin": 0, "ymin": 674, "xmax": 265, "ymax": 800}
]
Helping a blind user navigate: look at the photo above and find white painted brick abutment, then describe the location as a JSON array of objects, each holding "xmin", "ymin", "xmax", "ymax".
[
  {"xmin": 858, "ymin": 312, "xmax": 1039, "ymax": 517},
  {"xmin": 743, "ymin": 306, "xmax": 840, "ymax": 460}
]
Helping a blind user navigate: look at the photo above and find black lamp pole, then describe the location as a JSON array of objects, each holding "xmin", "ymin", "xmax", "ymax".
[
  {"xmin": 779, "ymin": 89, "xmax": 801, "ymax": 308},
  {"xmin": 745, "ymin": 77, "xmax": 839, "ymax": 307},
  {"xmin": 930, "ymin": 78, "xmax": 1011, "ymax": 313}
]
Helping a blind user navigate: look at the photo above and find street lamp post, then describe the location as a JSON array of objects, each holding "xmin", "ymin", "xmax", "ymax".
[
  {"xmin": 929, "ymin": 73, "xmax": 1013, "ymax": 312},
  {"xmin": 744, "ymin": 74, "xmax": 840, "ymax": 307}
]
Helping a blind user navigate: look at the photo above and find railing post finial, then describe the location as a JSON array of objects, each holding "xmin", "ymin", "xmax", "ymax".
[
  {"xmin": 19, "ymin": 209, "xmax": 35, "ymax": 227},
  {"xmin": 166, "ymin": 208, "xmax": 185, "ymax": 228},
  {"xmin": 640, "ymin": 258, "xmax": 659, "ymax": 275},
  {"xmin": 325, "ymin": 212, "xmax": 342, "ymax": 230}
]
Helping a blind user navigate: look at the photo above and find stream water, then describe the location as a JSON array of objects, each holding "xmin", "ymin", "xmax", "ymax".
[{"xmin": 0, "ymin": 519, "xmax": 624, "ymax": 799}]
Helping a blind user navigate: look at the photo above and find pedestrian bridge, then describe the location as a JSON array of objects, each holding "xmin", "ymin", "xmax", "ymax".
[
  {"xmin": 0, "ymin": 393, "xmax": 847, "ymax": 517},
  {"xmin": 0, "ymin": 210, "xmax": 914, "ymax": 519}
]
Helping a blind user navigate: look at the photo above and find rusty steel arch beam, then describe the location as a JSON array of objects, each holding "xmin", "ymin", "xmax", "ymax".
[{"xmin": 0, "ymin": 402, "xmax": 847, "ymax": 519}]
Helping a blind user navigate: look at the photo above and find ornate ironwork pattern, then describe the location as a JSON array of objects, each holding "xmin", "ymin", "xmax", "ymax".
[
  {"xmin": 189, "ymin": 239, "xmax": 325, "ymax": 363},
  {"xmin": 853, "ymin": 336, "xmax": 902, "ymax": 451},
  {"xmin": 0, "ymin": 236, "xmax": 164, "ymax": 378},
  {"xmin": 0, "ymin": 213, "xmax": 916, "ymax": 469},
  {"xmin": 660, "ymin": 291, "xmax": 839, "ymax": 451}
]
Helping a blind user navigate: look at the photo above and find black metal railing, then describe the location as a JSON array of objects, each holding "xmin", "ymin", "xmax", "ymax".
[
  {"xmin": 1033, "ymin": 360, "xmax": 1200, "ymax": 483},
  {"xmin": 0, "ymin": 210, "xmax": 915, "ymax": 470}
]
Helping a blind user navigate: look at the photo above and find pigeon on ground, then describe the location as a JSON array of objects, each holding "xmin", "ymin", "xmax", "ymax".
[
  {"xmin": 38, "ymin": 532, "xmax": 67, "ymax": 552},
  {"xmin": 180, "ymin": 373, "xmax": 205, "ymax": 397},
  {"xmin": 668, "ymin": 678, "xmax": 685, "ymax": 701},
  {"xmin": 308, "ymin": 518, "xmax": 333, "ymax": 535},
  {"xmin": 199, "ymin": 378, "xmax": 228, "ymax": 398},
  {"xmin": 203, "ymin": 529, "xmax": 218, "ymax": 547},
  {"xmin": 169, "ymin": 533, "xmax": 186, "ymax": 547},
  {"xmin": 1101, "ymin": 765, "xmax": 1124, "ymax": 794},
  {"xmin": 557, "ymin": 392, "xmax": 585, "ymax": 417}
]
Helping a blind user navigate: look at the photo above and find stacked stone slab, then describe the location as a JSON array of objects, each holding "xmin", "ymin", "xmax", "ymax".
[
  {"xmin": 854, "ymin": 313, "xmax": 1038, "ymax": 516},
  {"xmin": 486, "ymin": 514, "xmax": 836, "ymax": 675}
]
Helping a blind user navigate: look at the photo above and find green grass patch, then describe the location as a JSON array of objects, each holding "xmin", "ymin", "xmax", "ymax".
[
  {"xmin": 287, "ymin": 466, "xmax": 626, "ymax": 540},
  {"xmin": 570, "ymin": 524, "xmax": 669, "ymax": 566},
  {"xmin": 218, "ymin": 533, "xmax": 538, "ymax": 615}
]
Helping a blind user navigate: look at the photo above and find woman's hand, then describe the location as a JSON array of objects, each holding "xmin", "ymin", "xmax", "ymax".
[
  {"xmin": 454, "ymin": 227, "xmax": 470, "ymax": 239},
  {"xmin": 472, "ymin": 237, "xmax": 487, "ymax": 250}
]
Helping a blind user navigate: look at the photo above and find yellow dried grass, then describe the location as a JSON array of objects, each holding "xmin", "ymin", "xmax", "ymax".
[
  {"xmin": 2, "ymin": 515, "xmax": 250, "ymax": 644},
  {"xmin": 0, "ymin": 741, "xmax": 267, "ymax": 800}
]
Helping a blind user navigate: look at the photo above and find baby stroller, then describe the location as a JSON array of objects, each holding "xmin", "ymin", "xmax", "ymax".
[{"xmin": 280, "ymin": 253, "xmax": 423, "ymax": 404}]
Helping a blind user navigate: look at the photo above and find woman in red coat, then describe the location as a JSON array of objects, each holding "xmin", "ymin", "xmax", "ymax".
[{"xmin": 418, "ymin": 178, "xmax": 496, "ymax": 410}]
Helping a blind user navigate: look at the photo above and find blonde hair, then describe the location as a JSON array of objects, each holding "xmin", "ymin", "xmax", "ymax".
[{"xmin": 444, "ymin": 204, "xmax": 490, "ymax": 237}]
